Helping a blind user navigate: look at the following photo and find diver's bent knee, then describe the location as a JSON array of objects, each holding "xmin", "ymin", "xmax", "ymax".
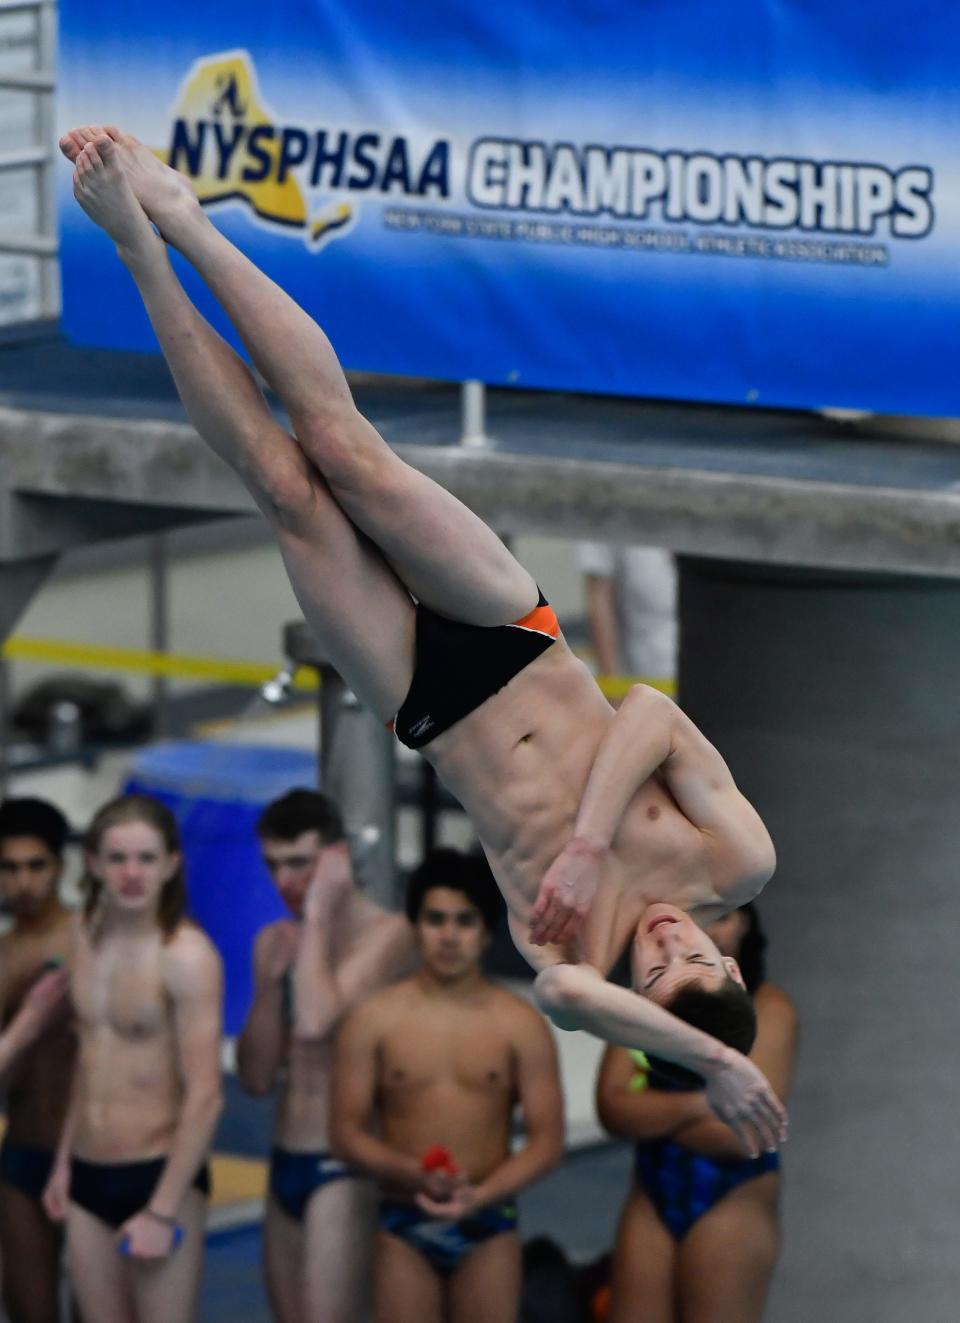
[
  {"xmin": 247, "ymin": 462, "xmax": 320, "ymax": 534},
  {"xmin": 622, "ymin": 682, "xmax": 674, "ymax": 715},
  {"xmin": 295, "ymin": 406, "xmax": 394, "ymax": 493}
]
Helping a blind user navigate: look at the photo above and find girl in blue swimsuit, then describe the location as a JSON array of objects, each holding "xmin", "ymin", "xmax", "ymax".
[{"xmin": 596, "ymin": 905, "xmax": 797, "ymax": 1323}]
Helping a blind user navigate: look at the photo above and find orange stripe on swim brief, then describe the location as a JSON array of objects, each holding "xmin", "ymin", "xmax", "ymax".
[{"xmin": 512, "ymin": 603, "xmax": 560, "ymax": 638}]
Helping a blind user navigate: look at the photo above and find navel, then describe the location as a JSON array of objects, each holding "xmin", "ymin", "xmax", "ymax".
[{"xmin": 646, "ymin": 805, "xmax": 661, "ymax": 821}]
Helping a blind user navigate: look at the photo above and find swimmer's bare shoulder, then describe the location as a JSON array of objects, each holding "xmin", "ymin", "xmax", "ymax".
[
  {"xmin": 344, "ymin": 973, "xmax": 419, "ymax": 1026},
  {"xmin": 753, "ymin": 982, "xmax": 797, "ymax": 1037},
  {"xmin": 360, "ymin": 911, "xmax": 417, "ymax": 978},
  {"xmin": 159, "ymin": 923, "xmax": 223, "ymax": 1000},
  {"xmin": 334, "ymin": 975, "xmax": 416, "ymax": 1068},
  {"xmin": 486, "ymin": 983, "xmax": 557, "ymax": 1045}
]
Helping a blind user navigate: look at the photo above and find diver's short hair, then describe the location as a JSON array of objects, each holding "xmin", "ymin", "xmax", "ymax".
[
  {"xmin": 662, "ymin": 977, "xmax": 758, "ymax": 1056},
  {"xmin": 257, "ymin": 789, "xmax": 343, "ymax": 845},
  {"xmin": 0, "ymin": 797, "xmax": 69, "ymax": 856},
  {"xmin": 405, "ymin": 848, "xmax": 502, "ymax": 932}
]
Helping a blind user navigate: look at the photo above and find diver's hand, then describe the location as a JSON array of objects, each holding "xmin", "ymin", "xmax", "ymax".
[
  {"xmin": 703, "ymin": 1049, "xmax": 788, "ymax": 1158},
  {"xmin": 529, "ymin": 838, "xmax": 603, "ymax": 946},
  {"xmin": 303, "ymin": 842, "xmax": 353, "ymax": 921}
]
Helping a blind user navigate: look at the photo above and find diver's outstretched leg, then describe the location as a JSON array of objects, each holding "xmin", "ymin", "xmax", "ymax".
[
  {"xmin": 62, "ymin": 125, "xmax": 537, "ymax": 626},
  {"xmin": 69, "ymin": 136, "xmax": 415, "ymax": 718}
]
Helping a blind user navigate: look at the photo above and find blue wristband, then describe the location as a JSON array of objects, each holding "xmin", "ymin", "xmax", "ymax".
[{"xmin": 118, "ymin": 1224, "xmax": 184, "ymax": 1255}]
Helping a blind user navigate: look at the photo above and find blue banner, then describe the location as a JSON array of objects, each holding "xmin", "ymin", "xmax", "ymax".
[{"xmin": 58, "ymin": 2, "xmax": 959, "ymax": 414}]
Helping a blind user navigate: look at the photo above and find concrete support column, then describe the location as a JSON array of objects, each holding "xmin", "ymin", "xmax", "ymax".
[
  {"xmin": 676, "ymin": 557, "xmax": 960, "ymax": 1322},
  {"xmin": 284, "ymin": 621, "xmax": 397, "ymax": 910},
  {"xmin": 0, "ymin": 554, "xmax": 59, "ymax": 796}
]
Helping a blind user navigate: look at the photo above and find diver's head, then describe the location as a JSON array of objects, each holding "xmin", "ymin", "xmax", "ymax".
[{"xmin": 632, "ymin": 904, "xmax": 756, "ymax": 1054}]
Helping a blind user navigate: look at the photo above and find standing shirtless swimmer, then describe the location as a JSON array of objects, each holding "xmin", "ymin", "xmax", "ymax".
[
  {"xmin": 332, "ymin": 848, "xmax": 564, "ymax": 1323},
  {"xmin": 0, "ymin": 797, "xmax": 76, "ymax": 1323},
  {"xmin": 59, "ymin": 124, "xmax": 786, "ymax": 1156},
  {"xmin": 43, "ymin": 795, "xmax": 223, "ymax": 1323},
  {"xmin": 237, "ymin": 789, "xmax": 414, "ymax": 1323}
]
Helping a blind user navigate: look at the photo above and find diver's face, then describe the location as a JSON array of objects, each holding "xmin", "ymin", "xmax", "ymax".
[{"xmin": 631, "ymin": 904, "xmax": 741, "ymax": 1005}]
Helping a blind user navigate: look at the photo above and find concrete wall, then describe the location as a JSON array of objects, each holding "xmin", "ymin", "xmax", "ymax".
[
  {"xmin": 7, "ymin": 522, "xmax": 587, "ymax": 700},
  {"xmin": 678, "ymin": 558, "xmax": 960, "ymax": 1323}
]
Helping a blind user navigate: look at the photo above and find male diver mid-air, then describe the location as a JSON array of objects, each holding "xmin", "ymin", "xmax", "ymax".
[{"xmin": 60, "ymin": 124, "xmax": 786, "ymax": 1157}]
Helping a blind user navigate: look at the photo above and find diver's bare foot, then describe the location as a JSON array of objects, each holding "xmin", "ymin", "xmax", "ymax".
[
  {"xmin": 59, "ymin": 125, "xmax": 106, "ymax": 163},
  {"xmin": 85, "ymin": 124, "xmax": 200, "ymax": 245},
  {"xmin": 72, "ymin": 138, "xmax": 160, "ymax": 260}
]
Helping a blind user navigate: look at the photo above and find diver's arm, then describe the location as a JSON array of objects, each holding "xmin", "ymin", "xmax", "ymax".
[
  {"xmin": 507, "ymin": 912, "xmax": 570, "ymax": 974},
  {"xmin": 529, "ymin": 685, "xmax": 678, "ymax": 947},
  {"xmin": 671, "ymin": 983, "xmax": 798, "ymax": 1159},
  {"xmin": 531, "ymin": 685, "xmax": 774, "ymax": 946},
  {"xmin": 534, "ymin": 964, "xmax": 786, "ymax": 1158}
]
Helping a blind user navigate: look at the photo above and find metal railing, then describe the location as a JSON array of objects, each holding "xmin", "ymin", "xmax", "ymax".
[{"xmin": 0, "ymin": 0, "xmax": 59, "ymax": 314}]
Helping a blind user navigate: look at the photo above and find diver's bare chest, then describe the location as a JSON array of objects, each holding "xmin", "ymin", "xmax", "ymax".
[{"xmin": 74, "ymin": 944, "xmax": 167, "ymax": 1039}]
